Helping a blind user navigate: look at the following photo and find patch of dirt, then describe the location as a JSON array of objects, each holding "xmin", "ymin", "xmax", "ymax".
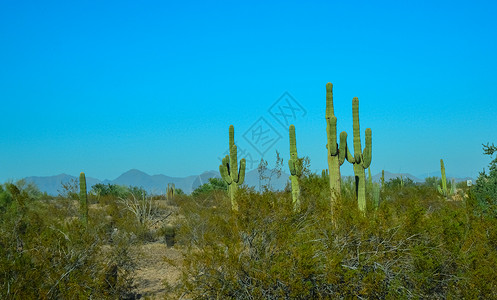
[{"xmin": 133, "ymin": 242, "xmax": 182, "ymax": 299}]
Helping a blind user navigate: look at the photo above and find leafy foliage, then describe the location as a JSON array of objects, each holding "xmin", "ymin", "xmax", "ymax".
[
  {"xmin": 192, "ymin": 177, "xmax": 228, "ymax": 197},
  {"xmin": 473, "ymin": 143, "xmax": 497, "ymax": 213}
]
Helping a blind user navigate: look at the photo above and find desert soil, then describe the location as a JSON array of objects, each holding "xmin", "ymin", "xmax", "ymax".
[{"xmin": 133, "ymin": 242, "xmax": 182, "ymax": 299}]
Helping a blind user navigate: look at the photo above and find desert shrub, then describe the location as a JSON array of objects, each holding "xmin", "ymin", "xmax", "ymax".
[
  {"xmin": 473, "ymin": 143, "xmax": 497, "ymax": 214},
  {"xmin": 171, "ymin": 170, "xmax": 497, "ymax": 299},
  {"xmin": 191, "ymin": 177, "xmax": 228, "ymax": 197},
  {"xmin": 0, "ymin": 181, "xmax": 136, "ymax": 299}
]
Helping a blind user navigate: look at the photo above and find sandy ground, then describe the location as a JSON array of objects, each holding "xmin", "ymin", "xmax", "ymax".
[{"xmin": 133, "ymin": 242, "xmax": 183, "ymax": 299}]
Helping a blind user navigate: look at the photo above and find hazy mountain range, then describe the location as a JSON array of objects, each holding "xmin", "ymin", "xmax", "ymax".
[{"xmin": 24, "ymin": 169, "xmax": 475, "ymax": 196}]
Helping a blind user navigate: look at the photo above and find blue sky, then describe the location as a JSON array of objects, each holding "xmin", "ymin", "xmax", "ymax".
[{"xmin": 0, "ymin": 0, "xmax": 496, "ymax": 182}]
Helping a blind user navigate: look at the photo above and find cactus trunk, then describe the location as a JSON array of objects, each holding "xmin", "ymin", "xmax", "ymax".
[
  {"xmin": 166, "ymin": 183, "xmax": 175, "ymax": 201},
  {"xmin": 288, "ymin": 124, "xmax": 301, "ymax": 212},
  {"xmin": 325, "ymin": 83, "xmax": 350, "ymax": 213},
  {"xmin": 219, "ymin": 125, "xmax": 246, "ymax": 211},
  {"xmin": 381, "ymin": 170, "xmax": 385, "ymax": 189},
  {"xmin": 437, "ymin": 159, "xmax": 449, "ymax": 198},
  {"xmin": 79, "ymin": 172, "xmax": 88, "ymax": 225}
]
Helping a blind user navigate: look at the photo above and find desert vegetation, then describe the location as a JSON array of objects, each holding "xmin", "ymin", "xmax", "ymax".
[{"xmin": 1, "ymin": 84, "xmax": 496, "ymax": 299}]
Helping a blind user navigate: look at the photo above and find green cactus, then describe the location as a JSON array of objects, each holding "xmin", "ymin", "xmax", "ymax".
[
  {"xmin": 166, "ymin": 183, "xmax": 175, "ymax": 201},
  {"xmin": 321, "ymin": 169, "xmax": 329, "ymax": 179},
  {"xmin": 288, "ymin": 124, "xmax": 301, "ymax": 211},
  {"xmin": 325, "ymin": 83, "xmax": 351, "ymax": 209},
  {"xmin": 372, "ymin": 182, "xmax": 380, "ymax": 209},
  {"xmin": 381, "ymin": 170, "xmax": 385, "ymax": 189},
  {"xmin": 451, "ymin": 178, "xmax": 456, "ymax": 195},
  {"xmin": 79, "ymin": 172, "xmax": 88, "ymax": 225},
  {"xmin": 219, "ymin": 125, "xmax": 246, "ymax": 211},
  {"xmin": 345, "ymin": 97, "xmax": 372, "ymax": 212},
  {"xmin": 437, "ymin": 159, "xmax": 452, "ymax": 198},
  {"xmin": 164, "ymin": 223, "xmax": 176, "ymax": 247}
]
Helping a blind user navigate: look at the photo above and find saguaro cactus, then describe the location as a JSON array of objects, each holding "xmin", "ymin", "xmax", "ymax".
[
  {"xmin": 381, "ymin": 170, "xmax": 385, "ymax": 188},
  {"xmin": 288, "ymin": 124, "xmax": 301, "ymax": 211},
  {"xmin": 164, "ymin": 223, "xmax": 176, "ymax": 247},
  {"xmin": 346, "ymin": 97, "xmax": 372, "ymax": 212},
  {"xmin": 325, "ymin": 83, "xmax": 351, "ymax": 208},
  {"xmin": 79, "ymin": 172, "xmax": 88, "ymax": 225},
  {"xmin": 166, "ymin": 183, "xmax": 175, "ymax": 201},
  {"xmin": 438, "ymin": 159, "xmax": 449, "ymax": 197},
  {"xmin": 219, "ymin": 125, "xmax": 246, "ymax": 211}
]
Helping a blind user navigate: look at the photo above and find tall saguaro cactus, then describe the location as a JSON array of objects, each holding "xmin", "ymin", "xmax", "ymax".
[
  {"xmin": 288, "ymin": 124, "xmax": 301, "ymax": 211},
  {"xmin": 346, "ymin": 97, "xmax": 372, "ymax": 212},
  {"xmin": 438, "ymin": 159, "xmax": 449, "ymax": 197},
  {"xmin": 79, "ymin": 172, "xmax": 88, "ymax": 225},
  {"xmin": 219, "ymin": 125, "xmax": 246, "ymax": 211},
  {"xmin": 325, "ymin": 83, "xmax": 351, "ymax": 208},
  {"xmin": 166, "ymin": 183, "xmax": 175, "ymax": 201}
]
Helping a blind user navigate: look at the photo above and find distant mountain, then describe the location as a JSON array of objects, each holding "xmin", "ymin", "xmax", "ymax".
[
  {"xmin": 25, "ymin": 169, "xmax": 225, "ymax": 196},
  {"xmin": 371, "ymin": 171, "xmax": 422, "ymax": 183},
  {"xmin": 24, "ymin": 168, "xmax": 292, "ymax": 196},
  {"xmin": 24, "ymin": 169, "xmax": 475, "ymax": 196},
  {"xmin": 417, "ymin": 171, "xmax": 474, "ymax": 183},
  {"xmin": 25, "ymin": 174, "xmax": 101, "ymax": 196},
  {"xmin": 244, "ymin": 168, "xmax": 291, "ymax": 191}
]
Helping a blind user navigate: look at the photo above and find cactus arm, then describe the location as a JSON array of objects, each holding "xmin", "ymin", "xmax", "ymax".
[
  {"xmin": 437, "ymin": 185, "xmax": 444, "ymax": 195},
  {"xmin": 288, "ymin": 159, "xmax": 296, "ymax": 175},
  {"xmin": 340, "ymin": 131, "xmax": 355, "ymax": 164},
  {"xmin": 450, "ymin": 179, "xmax": 456, "ymax": 195},
  {"xmin": 237, "ymin": 158, "xmax": 246, "ymax": 184},
  {"xmin": 362, "ymin": 128, "xmax": 372, "ymax": 169},
  {"xmin": 219, "ymin": 156, "xmax": 233, "ymax": 185}
]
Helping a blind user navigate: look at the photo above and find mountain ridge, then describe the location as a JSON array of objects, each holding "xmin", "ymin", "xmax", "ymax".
[{"xmin": 24, "ymin": 169, "xmax": 475, "ymax": 196}]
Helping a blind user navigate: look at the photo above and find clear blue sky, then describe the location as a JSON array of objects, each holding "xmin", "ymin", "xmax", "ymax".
[{"xmin": 1, "ymin": 0, "xmax": 496, "ymax": 182}]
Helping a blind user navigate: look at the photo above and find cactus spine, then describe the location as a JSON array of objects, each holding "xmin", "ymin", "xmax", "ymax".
[
  {"xmin": 288, "ymin": 124, "xmax": 301, "ymax": 211},
  {"xmin": 325, "ymin": 83, "xmax": 351, "ymax": 209},
  {"xmin": 166, "ymin": 183, "xmax": 175, "ymax": 201},
  {"xmin": 346, "ymin": 97, "xmax": 372, "ymax": 212},
  {"xmin": 219, "ymin": 125, "xmax": 246, "ymax": 211},
  {"xmin": 79, "ymin": 172, "xmax": 88, "ymax": 225}
]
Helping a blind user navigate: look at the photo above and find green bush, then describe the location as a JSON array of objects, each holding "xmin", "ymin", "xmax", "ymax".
[
  {"xmin": 170, "ymin": 171, "xmax": 497, "ymax": 299},
  {"xmin": 0, "ymin": 181, "xmax": 136, "ymax": 299},
  {"xmin": 473, "ymin": 143, "xmax": 497, "ymax": 214}
]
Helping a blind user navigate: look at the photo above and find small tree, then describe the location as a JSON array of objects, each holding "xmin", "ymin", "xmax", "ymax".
[{"xmin": 473, "ymin": 143, "xmax": 497, "ymax": 211}]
